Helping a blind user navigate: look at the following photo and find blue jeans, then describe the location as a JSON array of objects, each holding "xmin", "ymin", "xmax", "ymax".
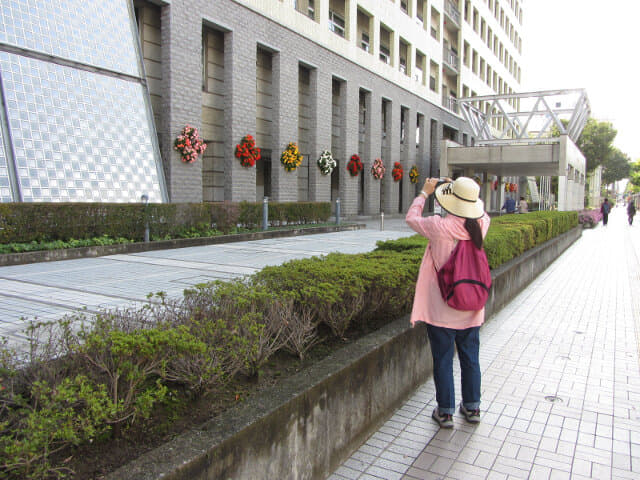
[{"xmin": 426, "ymin": 324, "xmax": 481, "ymax": 415}]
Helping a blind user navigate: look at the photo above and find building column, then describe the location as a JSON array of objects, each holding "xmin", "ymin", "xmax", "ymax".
[
  {"xmin": 224, "ymin": 31, "xmax": 257, "ymax": 202},
  {"xmin": 416, "ymin": 112, "xmax": 428, "ymax": 188},
  {"xmin": 308, "ymin": 69, "xmax": 332, "ymax": 202},
  {"xmin": 364, "ymin": 90, "xmax": 381, "ymax": 215},
  {"xmin": 384, "ymin": 100, "xmax": 400, "ymax": 213},
  {"xmin": 341, "ymin": 80, "xmax": 360, "ymax": 216},
  {"xmin": 271, "ymin": 51, "xmax": 298, "ymax": 202},
  {"xmin": 402, "ymin": 106, "xmax": 417, "ymax": 211},
  {"xmin": 161, "ymin": 4, "xmax": 203, "ymax": 202},
  {"xmin": 429, "ymin": 118, "xmax": 442, "ymax": 178}
]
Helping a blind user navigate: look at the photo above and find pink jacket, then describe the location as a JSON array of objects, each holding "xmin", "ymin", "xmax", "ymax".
[{"xmin": 405, "ymin": 196, "xmax": 491, "ymax": 329}]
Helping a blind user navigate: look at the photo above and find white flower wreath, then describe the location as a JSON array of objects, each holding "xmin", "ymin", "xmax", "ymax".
[{"xmin": 317, "ymin": 150, "xmax": 337, "ymax": 175}]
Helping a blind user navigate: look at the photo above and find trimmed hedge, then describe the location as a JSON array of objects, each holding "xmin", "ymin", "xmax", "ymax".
[
  {"xmin": 0, "ymin": 202, "xmax": 331, "ymax": 244},
  {"xmin": 0, "ymin": 210, "xmax": 577, "ymax": 479},
  {"xmin": 376, "ymin": 211, "xmax": 578, "ymax": 269}
]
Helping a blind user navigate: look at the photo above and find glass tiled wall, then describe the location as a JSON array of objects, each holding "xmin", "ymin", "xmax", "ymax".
[
  {"xmin": 0, "ymin": 0, "xmax": 140, "ymax": 77},
  {"xmin": 0, "ymin": 126, "xmax": 11, "ymax": 202},
  {"xmin": 0, "ymin": 0, "xmax": 166, "ymax": 202}
]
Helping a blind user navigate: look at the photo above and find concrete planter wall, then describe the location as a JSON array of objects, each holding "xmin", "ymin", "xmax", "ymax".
[{"xmin": 108, "ymin": 226, "xmax": 582, "ymax": 480}]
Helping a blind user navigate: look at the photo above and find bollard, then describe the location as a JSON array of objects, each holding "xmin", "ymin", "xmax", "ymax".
[
  {"xmin": 380, "ymin": 211, "xmax": 384, "ymax": 231},
  {"xmin": 141, "ymin": 194, "xmax": 150, "ymax": 243},
  {"xmin": 263, "ymin": 196, "xmax": 269, "ymax": 231},
  {"xmin": 335, "ymin": 198, "xmax": 341, "ymax": 225}
]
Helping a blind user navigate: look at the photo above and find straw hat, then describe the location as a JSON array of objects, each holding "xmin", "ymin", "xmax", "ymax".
[{"xmin": 434, "ymin": 176, "xmax": 484, "ymax": 219}]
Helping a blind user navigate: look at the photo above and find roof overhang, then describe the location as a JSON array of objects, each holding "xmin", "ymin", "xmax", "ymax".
[{"xmin": 441, "ymin": 135, "xmax": 586, "ymax": 177}]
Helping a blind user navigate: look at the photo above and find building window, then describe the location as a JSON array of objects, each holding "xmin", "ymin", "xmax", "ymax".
[
  {"xmin": 380, "ymin": 44, "xmax": 390, "ymax": 64},
  {"xmin": 329, "ymin": 10, "xmax": 345, "ymax": 37},
  {"xmin": 361, "ymin": 32, "xmax": 370, "ymax": 52},
  {"xmin": 295, "ymin": 0, "xmax": 316, "ymax": 20}
]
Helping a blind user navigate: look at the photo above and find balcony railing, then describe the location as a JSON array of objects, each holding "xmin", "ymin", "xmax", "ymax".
[
  {"xmin": 442, "ymin": 94, "xmax": 459, "ymax": 113},
  {"xmin": 443, "ymin": 46, "xmax": 460, "ymax": 72},
  {"xmin": 444, "ymin": 0, "xmax": 461, "ymax": 26}
]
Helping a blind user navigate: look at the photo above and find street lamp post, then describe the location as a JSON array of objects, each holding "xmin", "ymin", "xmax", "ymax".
[{"xmin": 141, "ymin": 194, "xmax": 150, "ymax": 243}]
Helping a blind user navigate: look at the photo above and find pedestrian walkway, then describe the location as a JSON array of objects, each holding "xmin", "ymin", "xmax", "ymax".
[
  {"xmin": 0, "ymin": 216, "xmax": 411, "ymax": 345},
  {"xmin": 328, "ymin": 206, "xmax": 640, "ymax": 480}
]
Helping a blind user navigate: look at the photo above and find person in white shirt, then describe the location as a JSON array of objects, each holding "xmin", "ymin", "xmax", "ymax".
[{"xmin": 518, "ymin": 197, "xmax": 528, "ymax": 214}]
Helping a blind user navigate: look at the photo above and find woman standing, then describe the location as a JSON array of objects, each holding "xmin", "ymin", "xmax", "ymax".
[
  {"xmin": 406, "ymin": 177, "xmax": 491, "ymax": 428},
  {"xmin": 628, "ymin": 200, "xmax": 636, "ymax": 225},
  {"xmin": 601, "ymin": 198, "xmax": 611, "ymax": 226}
]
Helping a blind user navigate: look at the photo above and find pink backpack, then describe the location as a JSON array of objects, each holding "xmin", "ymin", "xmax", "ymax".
[{"xmin": 436, "ymin": 240, "xmax": 492, "ymax": 311}]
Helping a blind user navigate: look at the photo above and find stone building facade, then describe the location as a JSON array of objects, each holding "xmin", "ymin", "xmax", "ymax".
[{"xmin": 134, "ymin": 0, "xmax": 523, "ymax": 215}]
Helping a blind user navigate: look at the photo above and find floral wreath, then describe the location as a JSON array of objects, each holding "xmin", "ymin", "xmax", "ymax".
[
  {"xmin": 346, "ymin": 154, "xmax": 364, "ymax": 177},
  {"xmin": 409, "ymin": 165, "xmax": 419, "ymax": 184},
  {"xmin": 280, "ymin": 142, "xmax": 303, "ymax": 172},
  {"xmin": 317, "ymin": 150, "xmax": 336, "ymax": 175},
  {"xmin": 371, "ymin": 158, "xmax": 385, "ymax": 180},
  {"xmin": 235, "ymin": 134, "xmax": 261, "ymax": 167},
  {"xmin": 392, "ymin": 162, "xmax": 403, "ymax": 182},
  {"xmin": 174, "ymin": 125, "xmax": 207, "ymax": 164}
]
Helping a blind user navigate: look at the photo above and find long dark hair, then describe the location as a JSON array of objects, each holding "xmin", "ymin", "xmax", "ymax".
[{"xmin": 465, "ymin": 218, "xmax": 483, "ymax": 249}]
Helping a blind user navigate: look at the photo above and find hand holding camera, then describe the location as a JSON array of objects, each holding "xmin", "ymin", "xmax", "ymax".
[{"xmin": 421, "ymin": 177, "xmax": 452, "ymax": 197}]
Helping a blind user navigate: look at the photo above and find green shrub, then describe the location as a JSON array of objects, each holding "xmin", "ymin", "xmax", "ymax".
[
  {"xmin": 376, "ymin": 211, "xmax": 578, "ymax": 270},
  {"xmin": 0, "ymin": 201, "xmax": 332, "ymax": 246},
  {"xmin": 375, "ymin": 235, "xmax": 428, "ymax": 252},
  {"xmin": 184, "ymin": 280, "xmax": 290, "ymax": 377},
  {"xmin": 0, "ymin": 375, "xmax": 115, "ymax": 479},
  {"xmin": 69, "ymin": 316, "xmax": 205, "ymax": 425}
]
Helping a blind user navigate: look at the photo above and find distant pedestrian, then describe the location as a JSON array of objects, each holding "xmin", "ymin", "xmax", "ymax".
[
  {"xmin": 601, "ymin": 198, "xmax": 611, "ymax": 226},
  {"xmin": 628, "ymin": 201, "xmax": 636, "ymax": 225},
  {"xmin": 518, "ymin": 196, "xmax": 528, "ymax": 214},
  {"xmin": 501, "ymin": 196, "xmax": 516, "ymax": 214},
  {"xmin": 406, "ymin": 177, "xmax": 491, "ymax": 428}
]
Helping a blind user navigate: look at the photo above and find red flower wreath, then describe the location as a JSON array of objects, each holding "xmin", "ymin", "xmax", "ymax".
[
  {"xmin": 235, "ymin": 134, "xmax": 261, "ymax": 167},
  {"xmin": 346, "ymin": 154, "xmax": 364, "ymax": 176},
  {"xmin": 392, "ymin": 162, "xmax": 403, "ymax": 182}
]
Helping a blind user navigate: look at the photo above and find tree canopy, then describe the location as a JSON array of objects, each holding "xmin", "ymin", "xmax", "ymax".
[
  {"xmin": 575, "ymin": 118, "xmax": 617, "ymax": 173},
  {"xmin": 601, "ymin": 148, "xmax": 631, "ymax": 185},
  {"xmin": 628, "ymin": 160, "xmax": 640, "ymax": 193}
]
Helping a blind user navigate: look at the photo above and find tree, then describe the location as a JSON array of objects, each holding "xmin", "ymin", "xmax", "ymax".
[
  {"xmin": 575, "ymin": 118, "xmax": 617, "ymax": 172},
  {"xmin": 601, "ymin": 148, "xmax": 631, "ymax": 186},
  {"xmin": 628, "ymin": 160, "xmax": 640, "ymax": 193}
]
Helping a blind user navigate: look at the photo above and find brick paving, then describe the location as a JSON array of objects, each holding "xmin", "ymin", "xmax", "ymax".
[
  {"xmin": 0, "ymin": 218, "xmax": 411, "ymax": 346},
  {"xmin": 328, "ymin": 206, "xmax": 640, "ymax": 480}
]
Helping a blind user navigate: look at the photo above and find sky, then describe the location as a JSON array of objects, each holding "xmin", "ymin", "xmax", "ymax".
[{"xmin": 521, "ymin": 0, "xmax": 640, "ymax": 161}]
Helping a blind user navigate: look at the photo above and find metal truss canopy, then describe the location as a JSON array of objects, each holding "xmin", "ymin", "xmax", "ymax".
[{"xmin": 458, "ymin": 89, "xmax": 591, "ymax": 146}]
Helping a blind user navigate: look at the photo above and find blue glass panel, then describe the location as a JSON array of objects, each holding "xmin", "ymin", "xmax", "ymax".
[
  {"xmin": 0, "ymin": 52, "xmax": 163, "ymax": 202},
  {"xmin": 0, "ymin": 0, "xmax": 140, "ymax": 77}
]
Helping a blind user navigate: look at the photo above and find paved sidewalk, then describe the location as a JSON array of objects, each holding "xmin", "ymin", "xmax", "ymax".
[
  {"xmin": 0, "ymin": 216, "xmax": 410, "ymax": 345},
  {"xmin": 328, "ymin": 206, "xmax": 640, "ymax": 480}
]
